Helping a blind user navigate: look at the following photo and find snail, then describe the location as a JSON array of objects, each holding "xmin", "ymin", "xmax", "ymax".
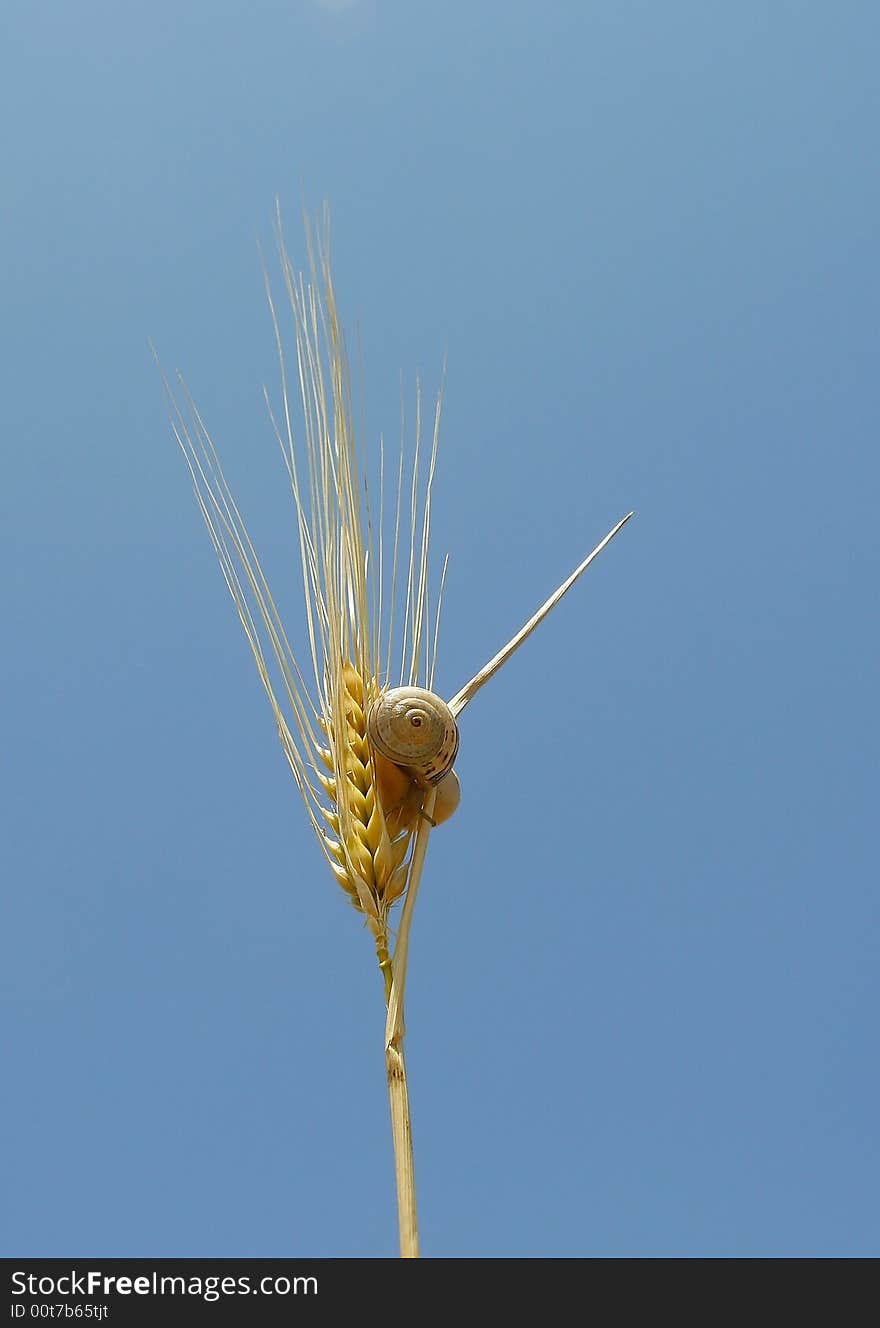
[{"xmin": 366, "ymin": 686, "xmax": 461, "ymax": 829}]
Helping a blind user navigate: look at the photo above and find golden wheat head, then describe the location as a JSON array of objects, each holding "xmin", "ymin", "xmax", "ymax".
[
  {"xmin": 163, "ymin": 205, "xmax": 632, "ymax": 1258},
  {"xmin": 162, "ymin": 206, "xmax": 450, "ymax": 982}
]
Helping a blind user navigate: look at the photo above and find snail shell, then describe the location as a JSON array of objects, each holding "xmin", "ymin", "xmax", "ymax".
[
  {"xmin": 373, "ymin": 755, "xmax": 461, "ymax": 834},
  {"xmin": 366, "ymin": 686, "xmax": 460, "ymax": 787},
  {"xmin": 431, "ymin": 768, "xmax": 461, "ymax": 825}
]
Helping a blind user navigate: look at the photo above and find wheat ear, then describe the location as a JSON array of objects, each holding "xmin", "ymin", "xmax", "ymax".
[
  {"xmin": 165, "ymin": 206, "xmax": 632, "ymax": 1258},
  {"xmin": 164, "ymin": 206, "xmax": 449, "ymax": 1256}
]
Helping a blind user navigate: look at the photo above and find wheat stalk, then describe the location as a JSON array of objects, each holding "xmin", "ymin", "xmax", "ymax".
[{"xmin": 163, "ymin": 206, "xmax": 632, "ymax": 1257}]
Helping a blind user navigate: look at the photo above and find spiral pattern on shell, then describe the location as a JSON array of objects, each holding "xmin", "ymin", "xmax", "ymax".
[{"xmin": 367, "ymin": 686, "xmax": 460, "ymax": 785}]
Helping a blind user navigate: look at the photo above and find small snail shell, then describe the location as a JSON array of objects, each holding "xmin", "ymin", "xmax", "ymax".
[
  {"xmin": 431, "ymin": 769, "xmax": 461, "ymax": 825},
  {"xmin": 366, "ymin": 686, "xmax": 460, "ymax": 787},
  {"xmin": 372, "ymin": 750, "xmax": 461, "ymax": 834}
]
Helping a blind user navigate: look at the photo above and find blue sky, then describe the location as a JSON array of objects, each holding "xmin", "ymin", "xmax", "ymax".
[{"xmin": 2, "ymin": 1, "xmax": 878, "ymax": 1257}]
